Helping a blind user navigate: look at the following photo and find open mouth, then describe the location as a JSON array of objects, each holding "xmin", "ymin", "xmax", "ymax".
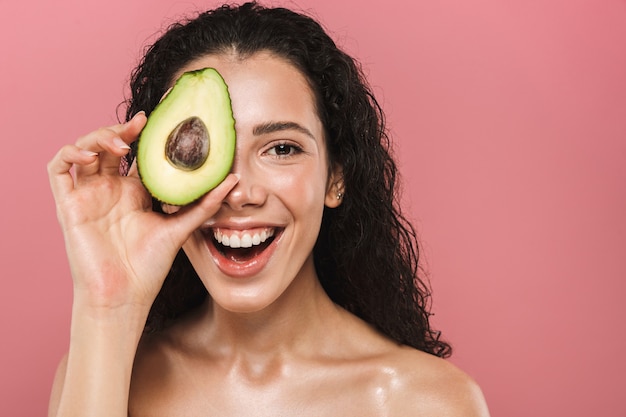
[{"xmin": 207, "ymin": 227, "xmax": 280, "ymax": 263}]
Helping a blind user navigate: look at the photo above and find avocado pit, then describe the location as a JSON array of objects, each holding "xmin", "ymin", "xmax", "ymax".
[{"xmin": 165, "ymin": 116, "xmax": 210, "ymax": 171}]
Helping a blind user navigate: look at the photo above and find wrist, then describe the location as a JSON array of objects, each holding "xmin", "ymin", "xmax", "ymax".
[
  {"xmin": 71, "ymin": 296, "xmax": 150, "ymax": 332},
  {"xmin": 71, "ymin": 281, "xmax": 154, "ymax": 315}
]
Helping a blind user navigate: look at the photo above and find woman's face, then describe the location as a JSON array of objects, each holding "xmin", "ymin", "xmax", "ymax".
[{"xmin": 178, "ymin": 51, "xmax": 342, "ymax": 313}]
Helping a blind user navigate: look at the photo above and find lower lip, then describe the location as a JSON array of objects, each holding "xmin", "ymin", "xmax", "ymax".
[{"xmin": 205, "ymin": 231, "xmax": 281, "ymax": 278}]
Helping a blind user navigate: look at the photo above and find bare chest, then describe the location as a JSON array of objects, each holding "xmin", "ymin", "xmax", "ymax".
[{"xmin": 129, "ymin": 361, "xmax": 399, "ymax": 417}]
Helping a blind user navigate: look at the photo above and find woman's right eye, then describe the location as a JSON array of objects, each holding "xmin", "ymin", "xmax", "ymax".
[{"xmin": 266, "ymin": 142, "xmax": 304, "ymax": 158}]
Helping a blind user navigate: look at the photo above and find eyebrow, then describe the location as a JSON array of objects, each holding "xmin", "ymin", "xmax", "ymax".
[{"xmin": 252, "ymin": 121, "xmax": 316, "ymax": 140}]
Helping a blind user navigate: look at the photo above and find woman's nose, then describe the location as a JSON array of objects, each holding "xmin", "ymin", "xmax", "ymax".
[{"xmin": 221, "ymin": 155, "xmax": 267, "ymax": 210}]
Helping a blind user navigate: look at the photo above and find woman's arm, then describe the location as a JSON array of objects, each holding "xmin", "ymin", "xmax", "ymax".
[
  {"xmin": 47, "ymin": 113, "xmax": 238, "ymax": 417},
  {"xmin": 48, "ymin": 304, "xmax": 147, "ymax": 417}
]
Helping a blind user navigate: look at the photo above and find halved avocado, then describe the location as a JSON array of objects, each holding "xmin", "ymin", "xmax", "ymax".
[{"xmin": 137, "ymin": 67, "xmax": 236, "ymax": 206}]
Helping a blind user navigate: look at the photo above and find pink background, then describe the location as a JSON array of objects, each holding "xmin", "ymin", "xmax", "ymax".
[{"xmin": 1, "ymin": 0, "xmax": 625, "ymax": 415}]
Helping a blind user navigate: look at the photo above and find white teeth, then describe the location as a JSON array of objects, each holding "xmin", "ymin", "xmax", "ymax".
[
  {"xmin": 241, "ymin": 234, "xmax": 252, "ymax": 248},
  {"xmin": 229, "ymin": 235, "xmax": 241, "ymax": 248},
  {"xmin": 213, "ymin": 228, "xmax": 275, "ymax": 249}
]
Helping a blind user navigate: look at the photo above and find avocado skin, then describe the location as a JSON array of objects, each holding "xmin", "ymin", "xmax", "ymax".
[{"xmin": 136, "ymin": 68, "xmax": 236, "ymax": 206}]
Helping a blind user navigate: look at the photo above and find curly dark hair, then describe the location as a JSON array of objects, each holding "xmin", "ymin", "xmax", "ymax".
[{"xmin": 123, "ymin": 2, "xmax": 451, "ymax": 358}]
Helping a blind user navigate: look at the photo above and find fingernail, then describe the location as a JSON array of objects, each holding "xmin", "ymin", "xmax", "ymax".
[
  {"xmin": 128, "ymin": 111, "xmax": 146, "ymax": 124},
  {"xmin": 80, "ymin": 149, "xmax": 98, "ymax": 157},
  {"xmin": 161, "ymin": 203, "xmax": 181, "ymax": 214},
  {"xmin": 114, "ymin": 137, "xmax": 131, "ymax": 150}
]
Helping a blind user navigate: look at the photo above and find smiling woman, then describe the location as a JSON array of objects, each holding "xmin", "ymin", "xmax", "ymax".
[{"xmin": 47, "ymin": 2, "xmax": 489, "ymax": 416}]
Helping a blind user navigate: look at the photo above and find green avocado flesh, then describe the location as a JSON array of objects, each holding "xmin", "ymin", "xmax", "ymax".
[{"xmin": 137, "ymin": 67, "xmax": 236, "ymax": 206}]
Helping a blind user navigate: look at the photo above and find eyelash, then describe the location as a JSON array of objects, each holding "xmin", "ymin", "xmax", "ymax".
[{"xmin": 265, "ymin": 142, "xmax": 304, "ymax": 158}]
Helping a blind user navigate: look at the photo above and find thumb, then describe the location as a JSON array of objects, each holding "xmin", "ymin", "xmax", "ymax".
[{"xmin": 163, "ymin": 174, "xmax": 239, "ymax": 244}]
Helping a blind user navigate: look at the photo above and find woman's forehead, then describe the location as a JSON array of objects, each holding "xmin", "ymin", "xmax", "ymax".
[{"xmin": 177, "ymin": 52, "xmax": 323, "ymax": 139}]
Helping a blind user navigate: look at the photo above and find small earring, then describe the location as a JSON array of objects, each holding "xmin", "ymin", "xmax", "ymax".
[{"xmin": 336, "ymin": 191, "xmax": 344, "ymax": 200}]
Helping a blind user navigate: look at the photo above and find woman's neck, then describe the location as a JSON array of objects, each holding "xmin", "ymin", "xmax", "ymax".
[{"xmin": 182, "ymin": 258, "xmax": 345, "ymax": 360}]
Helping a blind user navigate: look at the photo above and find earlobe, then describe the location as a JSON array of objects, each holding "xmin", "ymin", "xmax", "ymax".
[{"xmin": 325, "ymin": 166, "xmax": 344, "ymax": 208}]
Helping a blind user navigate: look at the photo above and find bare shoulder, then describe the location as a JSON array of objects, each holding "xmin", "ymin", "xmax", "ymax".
[
  {"xmin": 327, "ymin": 306, "xmax": 490, "ymax": 416},
  {"xmin": 382, "ymin": 346, "xmax": 490, "ymax": 417}
]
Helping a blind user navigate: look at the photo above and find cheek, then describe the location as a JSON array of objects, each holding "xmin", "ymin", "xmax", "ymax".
[{"xmin": 270, "ymin": 165, "xmax": 327, "ymax": 212}]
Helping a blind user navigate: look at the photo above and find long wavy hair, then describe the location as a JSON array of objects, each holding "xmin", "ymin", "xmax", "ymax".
[{"xmin": 123, "ymin": 2, "xmax": 451, "ymax": 357}]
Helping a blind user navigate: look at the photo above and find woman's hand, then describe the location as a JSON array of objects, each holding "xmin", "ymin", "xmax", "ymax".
[{"xmin": 48, "ymin": 112, "xmax": 238, "ymax": 313}]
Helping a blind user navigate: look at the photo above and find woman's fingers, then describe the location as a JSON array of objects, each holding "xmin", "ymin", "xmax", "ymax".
[
  {"xmin": 99, "ymin": 112, "xmax": 146, "ymax": 175},
  {"xmin": 74, "ymin": 113, "xmax": 146, "ymax": 178},
  {"xmin": 74, "ymin": 111, "xmax": 146, "ymax": 152},
  {"xmin": 48, "ymin": 113, "xmax": 147, "ymax": 198},
  {"xmin": 48, "ymin": 144, "xmax": 99, "ymax": 197},
  {"xmin": 77, "ymin": 132, "xmax": 131, "ymax": 178}
]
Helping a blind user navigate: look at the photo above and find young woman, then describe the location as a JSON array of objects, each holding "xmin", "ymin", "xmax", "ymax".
[{"xmin": 48, "ymin": 3, "xmax": 489, "ymax": 416}]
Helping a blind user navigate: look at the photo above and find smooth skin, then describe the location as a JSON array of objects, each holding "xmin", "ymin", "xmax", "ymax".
[{"xmin": 48, "ymin": 51, "xmax": 490, "ymax": 417}]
